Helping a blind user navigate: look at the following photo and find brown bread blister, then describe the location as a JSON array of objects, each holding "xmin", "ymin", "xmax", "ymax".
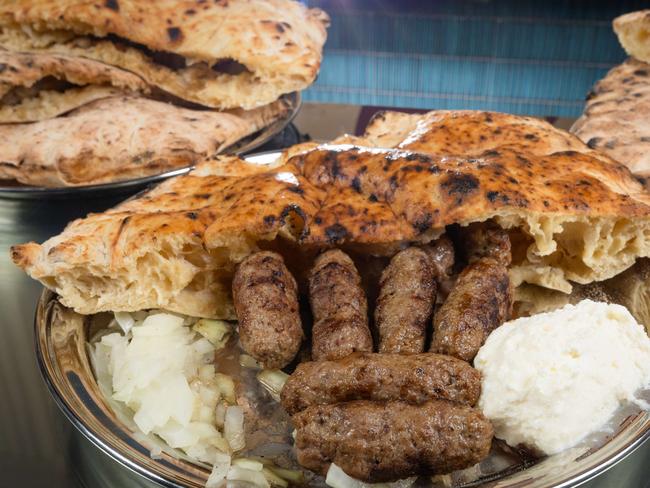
[
  {"xmin": 309, "ymin": 249, "xmax": 373, "ymax": 360},
  {"xmin": 232, "ymin": 251, "xmax": 302, "ymax": 368},
  {"xmin": 280, "ymin": 352, "xmax": 481, "ymax": 415},
  {"xmin": 293, "ymin": 399, "xmax": 494, "ymax": 482},
  {"xmin": 375, "ymin": 247, "xmax": 436, "ymax": 353},
  {"xmin": 430, "ymin": 257, "xmax": 512, "ymax": 362}
]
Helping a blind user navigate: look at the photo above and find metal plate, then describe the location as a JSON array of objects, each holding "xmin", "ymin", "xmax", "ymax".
[
  {"xmin": 35, "ymin": 286, "xmax": 650, "ymax": 488},
  {"xmin": 0, "ymin": 92, "xmax": 300, "ymax": 200}
]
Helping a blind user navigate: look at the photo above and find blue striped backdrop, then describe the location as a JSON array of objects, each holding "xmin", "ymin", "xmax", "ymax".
[{"xmin": 303, "ymin": 0, "xmax": 650, "ymax": 116}]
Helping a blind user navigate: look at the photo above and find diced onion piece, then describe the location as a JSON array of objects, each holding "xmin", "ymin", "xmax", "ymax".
[
  {"xmin": 232, "ymin": 458, "xmax": 264, "ymax": 471},
  {"xmin": 262, "ymin": 467, "xmax": 289, "ymax": 487},
  {"xmin": 227, "ymin": 466, "xmax": 270, "ymax": 487},
  {"xmin": 114, "ymin": 311, "xmax": 135, "ymax": 334},
  {"xmin": 199, "ymin": 364, "xmax": 217, "ymax": 383},
  {"xmin": 267, "ymin": 466, "xmax": 304, "ymax": 484},
  {"xmin": 325, "ymin": 464, "xmax": 417, "ymax": 488},
  {"xmin": 256, "ymin": 370, "xmax": 289, "ymax": 402},
  {"xmin": 224, "ymin": 406, "xmax": 245, "ymax": 451},
  {"xmin": 430, "ymin": 474, "xmax": 452, "ymax": 487},
  {"xmin": 193, "ymin": 319, "xmax": 232, "ymax": 349},
  {"xmin": 207, "ymin": 451, "xmax": 232, "ymax": 488},
  {"xmin": 215, "ymin": 374, "xmax": 237, "ymax": 404},
  {"xmin": 215, "ymin": 401, "xmax": 228, "ymax": 428},
  {"xmin": 239, "ymin": 354, "xmax": 262, "ymax": 369},
  {"xmin": 149, "ymin": 442, "xmax": 163, "ymax": 460}
]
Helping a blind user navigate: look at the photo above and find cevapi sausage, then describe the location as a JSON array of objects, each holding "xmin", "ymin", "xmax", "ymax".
[
  {"xmin": 232, "ymin": 251, "xmax": 302, "ymax": 368},
  {"xmin": 309, "ymin": 249, "xmax": 373, "ymax": 361},
  {"xmin": 461, "ymin": 221, "xmax": 511, "ymax": 266},
  {"xmin": 425, "ymin": 234, "xmax": 455, "ymax": 280},
  {"xmin": 293, "ymin": 400, "xmax": 494, "ymax": 482},
  {"xmin": 430, "ymin": 257, "xmax": 512, "ymax": 362},
  {"xmin": 280, "ymin": 352, "xmax": 481, "ymax": 415},
  {"xmin": 375, "ymin": 247, "xmax": 436, "ymax": 353}
]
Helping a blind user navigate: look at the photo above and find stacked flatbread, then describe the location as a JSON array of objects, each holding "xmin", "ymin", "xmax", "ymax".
[
  {"xmin": 12, "ymin": 111, "xmax": 650, "ymax": 327},
  {"xmin": 0, "ymin": 0, "xmax": 329, "ymax": 187},
  {"xmin": 571, "ymin": 10, "xmax": 650, "ymax": 182}
]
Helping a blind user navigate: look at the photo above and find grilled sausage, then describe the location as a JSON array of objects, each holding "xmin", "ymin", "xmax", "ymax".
[
  {"xmin": 430, "ymin": 257, "xmax": 512, "ymax": 362},
  {"xmin": 425, "ymin": 234, "xmax": 455, "ymax": 280},
  {"xmin": 375, "ymin": 247, "xmax": 436, "ymax": 353},
  {"xmin": 461, "ymin": 221, "xmax": 511, "ymax": 266},
  {"xmin": 280, "ymin": 352, "xmax": 481, "ymax": 415},
  {"xmin": 293, "ymin": 400, "xmax": 494, "ymax": 482},
  {"xmin": 232, "ymin": 251, "xmax": 302, "ymax": 369},
  {"xmin": 309, "ymin": 249, "xmax": 373, "ymax": 361}
]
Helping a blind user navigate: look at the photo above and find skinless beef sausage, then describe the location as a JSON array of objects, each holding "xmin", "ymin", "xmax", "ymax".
[
  {"xmin": 280, "ymin": 352, "xmax": 481, "ymax": 415},
  {"xmin": 375, "ymin": 247, "xmax": 436, "ymax": 353},
  {"xmin": 424, "ymin": 234, "xmax": 456, "ymax": 281},
  {"xmin": 460, "ymin": 221, "xmax": 512, "ymax": 266},
  {"xmin": 293, "ymin": 399, "xmax": 494, "ymax": 482},
  {"xmin": 430, "ymin": 257, "xmax": 512, "ymax": 362},
  {"xmin": 232, "ymin": 251, "xmax": 302, "ymax": 369},
  {"xmin": 309, "ymin": 249, "xmax": 373, "ymax": 361}
]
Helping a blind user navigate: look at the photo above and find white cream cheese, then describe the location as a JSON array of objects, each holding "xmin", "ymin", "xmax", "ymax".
[{"xmin": 475, "ymin": 299, "xmax": 650, "ymax": 455}]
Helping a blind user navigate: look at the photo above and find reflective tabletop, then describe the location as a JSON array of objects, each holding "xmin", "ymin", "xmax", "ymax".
[{"xmin": 1, "ymin": 116, "xmax": 649, "ymax": 488}]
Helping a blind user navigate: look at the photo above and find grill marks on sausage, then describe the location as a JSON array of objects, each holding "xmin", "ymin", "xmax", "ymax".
[
  {"xmin": 281, "ymin": 352, "xmax": 481, "ymax": 415},
  {"xmin": 375, "ymin": 247, "xmax": 437, "ymax": 353},
  {"xmin": 308, "ymin": 250, "xmax": 373, "ymax": 361},
  {"xmin": 232, "ymin": 251, "xmax": 303, "ymax": 368},
  {"xmin": 293, "ymin": 400, "xmax": 494, "ymax": 482},
  {"xmin": 430, "ymin": 257, "xmax": 512, "ymax": 362},
  {"xmin": 458, "ymin": 220, "xmax": 512, "ymax": 266}
]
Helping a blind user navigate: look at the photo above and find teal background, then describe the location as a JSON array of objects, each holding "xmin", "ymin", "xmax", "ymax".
[{"xmin": 303, "ymin": 0, "xmax": 650, "ymax": 116}]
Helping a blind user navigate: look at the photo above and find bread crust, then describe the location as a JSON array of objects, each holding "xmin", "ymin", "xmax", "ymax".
[
  {"xmin": 12, "ymin": 110, "xmax": 650, "ymax": 318},
  {"xmin": 0, "ymin": 50, "xmax": 148, "ymax": 122},
  {"xmin": 571, "ymin": 58, "xmax": 650, "ymax": 177},
  {"xmin": 0, "ymin": 0, "xmax": 329, "ymax": 109},
  {"xmin": 0, "ymin": 95, "xmax": 289, "ymax": 186}
]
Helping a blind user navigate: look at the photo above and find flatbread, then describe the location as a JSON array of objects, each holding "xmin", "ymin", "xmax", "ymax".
[
  {"xmin": 614, "ymin": 10, "xmax": 650, "ymax": 64},
  {"xmin": 571, "ymin": 58, "xmax": 650, "ymax": 178},
  {"xmin": 12, "ymin": 110, "xmax": 650, "ymax": 319},
  {"xmin": 0, "ymin": 0, "xmax": 329, "ymax": 109},
  {"xmin": 0, "ymin": 50, "xmax": 149, "ymax": 122},
  {"xmin": 0, "ymin": 95, "xmax": 289, "ymax": 187},
  {"xmin": 515, "ymin": 259, "xmax": 650, "ymax": 333}
]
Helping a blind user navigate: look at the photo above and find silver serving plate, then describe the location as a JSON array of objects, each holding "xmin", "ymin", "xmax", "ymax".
[
  {"xmin": 34, "ymin": 285, "xmax": 650, "ymax": 488},
  {"xmin": 0, "ymin": 92, "xmax": 300, "ymax": 200}
]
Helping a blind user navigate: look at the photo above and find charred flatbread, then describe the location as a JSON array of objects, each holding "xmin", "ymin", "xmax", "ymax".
[
  {"xmin": 12, "ymin": 110, "xmax": 650, "ymax": 318},
  {"xmin": 0, "ymin": 0, "xmax": 329, "ymax": 109},
  {"xmin": 571, "ymin": 58, "xmax": 650, "ymax": 179},
  {"xmin": 0, "ymin": 95, "xmax": 289, "ymax": 187},
  {"xmin": 0, "ymin": 50, "xmax": 149, "ymax": 122}
]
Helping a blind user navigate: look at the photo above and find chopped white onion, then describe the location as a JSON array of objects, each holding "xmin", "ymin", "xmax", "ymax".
[
  {"xmin": 256, "ymin": 370, "xmax": 289, "ymax": 402},
  {"xmin": 266, "ymin": 466, "xmax": 304, "ymax": 484},
  {"xmin": 114, "ymin": 311, "xmax": 135, "ymax": 334},
  {"xmin": 227, "ymin": 466, "xmax": 270, "ymax": 487},
  {"xmin": 232, "ymin": 458, "xmax": 264, "ymax": 471},
  {"xmin": 262, "ymin": 467, "xmax": 288, "ymax": 487},
  {"xmin": 215, "ymin": 401, "xmax": 228, "ymax": 428},
  {"xmin": 224, "ymin": 406, "xmax": 245, "ymax": 451},
  {"xmin": 239, "ymin": 354, "xmax": 262, "ymax": 369},
  {"xmin": 193, "ymin": 319, "xmax": 233, "ymax": 349},
  {"xmin": 325, "ymin": 464, "xmax": 416, "ymax": 488},
  {"xmin": 215, "ymin": 374, "xmax": 236, "ymax": 404},
  {"xmin": 206, "ymin": 451, "xmax": 232, "ymax": 488}
]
